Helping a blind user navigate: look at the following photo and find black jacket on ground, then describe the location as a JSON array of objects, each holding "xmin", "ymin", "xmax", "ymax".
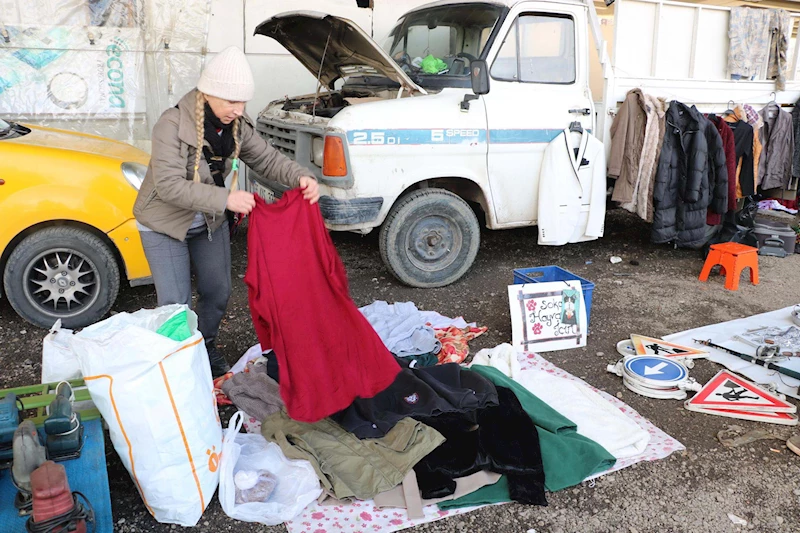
[{"xmin": 652, "ymin": 102, "xmax": 727, "ymax": 248}]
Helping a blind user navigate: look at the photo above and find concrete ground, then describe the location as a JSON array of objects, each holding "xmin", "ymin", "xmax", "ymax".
[{"xmin": 2, "ymin": 209, "xmax": 799, "ymax": 533}]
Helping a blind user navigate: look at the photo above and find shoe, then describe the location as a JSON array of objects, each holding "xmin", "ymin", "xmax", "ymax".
[
  {"xmin": 206, "ymin": 344, "xmax": 231, "ymax": 379},
  {"xmin": 788, "ymin": 434, "xmax": 800, "ymax": 457}
]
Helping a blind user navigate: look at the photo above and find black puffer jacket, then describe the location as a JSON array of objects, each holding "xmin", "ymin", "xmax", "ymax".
[
  {"xmin": 652, "ymin": 102, "xmax": 727, "ymax": 248},
  {"xmin": 791, "ymin": 95, "xmax": 800, "ymax": 179}
]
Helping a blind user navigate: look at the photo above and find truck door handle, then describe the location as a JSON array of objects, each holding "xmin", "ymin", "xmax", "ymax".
[{"xmin": 569, "ymin": 108, "xmax": 591, "ymax": 116}]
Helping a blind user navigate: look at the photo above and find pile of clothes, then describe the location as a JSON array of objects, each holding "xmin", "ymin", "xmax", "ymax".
[
  {"xmin": 609, "ymin": 89, "xmax": 796, "ymax": 249},
  {"xmin": 214, "ymin": 189, "xmax": 651, "ymax": 521}
]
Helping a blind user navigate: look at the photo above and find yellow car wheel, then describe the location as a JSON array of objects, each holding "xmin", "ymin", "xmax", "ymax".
[{"xmin": 3, "ymin": 227, "xmax": 120, "ymax": 328}]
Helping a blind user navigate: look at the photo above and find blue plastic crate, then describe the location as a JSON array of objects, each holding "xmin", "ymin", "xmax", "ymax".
[{"xmin": 512, "ymin": 266, "xmax": 595, "ymax": 325}]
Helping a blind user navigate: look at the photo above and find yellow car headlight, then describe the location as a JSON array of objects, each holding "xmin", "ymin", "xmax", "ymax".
[{"xmin": 121, "ymin": 162, "xmax": 147, "ymax": 190}]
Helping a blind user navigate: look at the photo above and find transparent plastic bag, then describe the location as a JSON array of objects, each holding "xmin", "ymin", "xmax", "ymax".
[{"xmin": 219, "ymin": 411, "xmax": 322, "ymax": 525}]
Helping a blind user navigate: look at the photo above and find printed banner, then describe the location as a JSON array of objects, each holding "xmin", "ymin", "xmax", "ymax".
[{"xmin": 508, "ymin": 280, "xmax": 587, "ymax": 352}]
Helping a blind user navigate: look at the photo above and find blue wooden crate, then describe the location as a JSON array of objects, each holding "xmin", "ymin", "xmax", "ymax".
[{"xmin": 512, "ymin": 266, "xmax": 595, "ymax": 325}]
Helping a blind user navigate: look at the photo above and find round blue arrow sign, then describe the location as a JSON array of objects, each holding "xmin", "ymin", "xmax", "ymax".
[{"xmin": 624, "ymin": 355, "xmax": 688, "ymax": 383}]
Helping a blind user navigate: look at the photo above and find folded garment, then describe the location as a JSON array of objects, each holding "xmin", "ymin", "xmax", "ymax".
[
  {"xmin": 360, "ymin": 301, "xmax": 441, "ymax": 357},
  {"xmin": 330, "ymin": 357, "xmax": 499, "ymax": 439},
  {"xmin": 221, "ymin": 370, "xmax": 284, "ymax": 422},
  {"xmin": 472, "ymin": 344, "xmax": 650, "ymax": 458},
  {"xmin": 261, "ymin": 414, "xmax": 444, "ymax": 501},
  {"xmin": 373, "ymin": 469, "xmax": 502, "ymax": 518},
  {"xmin": 435, "ymin": 325, "xmax": 488, "ymax": 364}
]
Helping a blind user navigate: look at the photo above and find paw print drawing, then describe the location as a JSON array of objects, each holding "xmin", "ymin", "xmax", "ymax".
[
  {"xmin": 206, "ymin": 446, "xmax": 220, "ymax": 472},
  {"xmin": 526, "ymin": 300, "xmax": 537, "ymax": 312},
  {"xmin": 532, "ymin": 323, "xmax": 543, "ymax": 335}
]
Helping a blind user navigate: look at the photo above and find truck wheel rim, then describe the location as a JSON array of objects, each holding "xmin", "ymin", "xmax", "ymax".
[
  {"xmin": 406, "ymin": 215, "xmax": 462, "ymax": 272},
  {"xmin": 23, "ymin": 249, "xmax": 100, "ymax": 319}
]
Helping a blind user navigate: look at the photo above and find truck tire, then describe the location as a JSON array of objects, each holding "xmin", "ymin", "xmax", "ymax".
[
  {"xmin": 379, "ymin": 189, "xmax": 480, "ymax": 288},
  {"xmin": 3, "ymin": 227, "xmax": 120, "ymax": 329}
]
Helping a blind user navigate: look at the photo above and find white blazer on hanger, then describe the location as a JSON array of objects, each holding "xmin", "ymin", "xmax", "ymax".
[{"xmin": 537, "ymin": 129, "xmax": 606, "ymax": 246}]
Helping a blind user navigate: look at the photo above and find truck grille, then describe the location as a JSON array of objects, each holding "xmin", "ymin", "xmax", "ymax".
[{"xmin": 257, "ymin": 122, "xmax": 297, "ymax": 159}]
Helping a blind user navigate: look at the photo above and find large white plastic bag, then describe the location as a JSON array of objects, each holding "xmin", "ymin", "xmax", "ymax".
[
  {"xmin": 220, "ymin": 411, "xmax": 321, "ymax": 525},
  {"xmin": 41, "ymin": 319, "xmax": 81, "ymax": 383},
  {"xmin": 71, "ymin": 304, "xmax": 222, "ymax": 527}
]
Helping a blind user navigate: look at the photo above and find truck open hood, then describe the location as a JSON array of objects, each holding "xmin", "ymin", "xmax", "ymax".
[{"xmin": 254, "ymin": 11, "xmax": 425, "ymax": 94}]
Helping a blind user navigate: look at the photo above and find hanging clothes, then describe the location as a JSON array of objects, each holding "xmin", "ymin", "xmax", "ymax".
[
  {"xmin": 652, "ymin": 102, "xmax": 727, "ymax": 248},
  {"xmin": 767, "ymin": 9, "xmax": 791, "ymax": 91},
  {"xmin": 695, "ymin": 107, "xmax": 728, "ymax": 225},
  {"xmin": 705, "ymin": 114, "xmax": 737, "ymax": 225},
  {"xmin": 537, "ymin": 129, "xmax": 606, "ymax": 246},
  {"xmin": 758, "ymin": 103, "xmax": 794, "ymax": 190},
  {"xmin": 244, "ymin": 191, "xmax": 400, "ymax": 423},
  {"xmin": 609, "ymin": 89, "xmax": 647, "ymax": 204},
  {"xmin": 792, "ymin": 95, "xmax": 800, "ymax": 180},
  {"xmin": 727, "ymin": 7, "xmax": 772, "ymax": 79},
  {"xmin": 621, "ymin": 93, "xmax": 668, "ymax": 222},
  {"xmin": 741, "ymin": 104, "xmax": 765, "ymax": 188},
  {"xmin": 723, "ymin": 108, "xmax": 758, "ymax": 197}
]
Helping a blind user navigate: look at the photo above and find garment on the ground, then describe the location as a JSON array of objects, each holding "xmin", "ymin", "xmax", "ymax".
[
  {"xmin": 438, "ymin": 476, "xmax": 510, "ymax": 510},
  {"xmin": 329, "ymin": 357, "xmax": 499, "ymax": 439},
  {"xmin": 260, "ymin": 413, "xmax": 444, "ymax": 501},
  {"xmin": 399, "ymin": 353, "xmax": 440, "ymax": 368},
  {"xmin": 472, "ymin": 345, "xmax": 650, "ymax": 459},
  {"xmin": 220, "ymin": 367, "xmax": 284, "ymax": 422},
  {"xmin": 139, "ymin": 219, "xmax": 231, "ymax": 347},
  {"xmin": 412, "ymin": 385, "xmax": 548, "ymax": 506},
  {"xmin": 609, "ymin": 89, "xmax": 647, "ymax": 204},
  {"xmin": 245, "ymin": 191, "xmax": 400, "ymax": 422},
  {"xmin": 652, "ymin": 102, "xmax": 727, "ymax": 248},
  {"xmin": 705, "ymin": 114, "xmax": 737, "ymax": 224},
  {"xmin": 373, "ymin": 470, "xmax": 502, "ymax": 517},
  {"xmin": 537, "ymin": 129, "xmax": 606, "ymax": 246},
  {"xmin": 359, "ymin": 301, "xmax": 441, "ymax": 357},
  {"xmin": 758, "ymin": 104, "xmax": 794, "ymax": 190},
  {"xmin": 434, "ymin": 325, "xmax": 488, "ymax": 364},
  {"xmin": 470, "ymin": 366, "xmax": 616, "ymax": 492}
]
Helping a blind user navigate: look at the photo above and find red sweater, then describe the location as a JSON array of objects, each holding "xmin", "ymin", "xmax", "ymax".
[
  {"xmin": 706, "ymin": 115, "xmax": 737, "ymax": 225},
  {"xmin": 245, "ymin": 190, "xmax": 400, "ymax": 422}
]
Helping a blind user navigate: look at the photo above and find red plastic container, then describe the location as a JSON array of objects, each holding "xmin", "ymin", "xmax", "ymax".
[{"xmin": 29, "ymin": 460, "xmax": 86, "ymax": 533}]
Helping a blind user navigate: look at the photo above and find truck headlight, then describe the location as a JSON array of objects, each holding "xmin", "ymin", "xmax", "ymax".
[
  {"xmin": 121, "ymin": 162, "xmax": 147, "ymax": 190},
  {"xmin": 312, "ymin": 137, "xmax": 324, "ymax": 167}
]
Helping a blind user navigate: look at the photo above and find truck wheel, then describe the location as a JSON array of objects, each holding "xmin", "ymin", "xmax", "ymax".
[
  {"xmin": 3, "ymin": 227, "xmax": 120, "ymax": 329},
  {"xmin": 380, "ymin": 189, "xmax": 480, "ymax": 288}
]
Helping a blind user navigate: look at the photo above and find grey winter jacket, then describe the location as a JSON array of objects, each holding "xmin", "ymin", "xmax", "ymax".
[
  {"xmin": 652, "ymin": 102, "xmax": 727, "ymax": 248},
  {"xmin": 758, "ymin": 104, "xmax": 794, "ymax": 190}
]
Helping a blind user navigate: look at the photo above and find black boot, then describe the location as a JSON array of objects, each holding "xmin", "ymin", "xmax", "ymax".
[{"xmin": 206, "ymin": 344, "xmax": 231, "ymax": 378}]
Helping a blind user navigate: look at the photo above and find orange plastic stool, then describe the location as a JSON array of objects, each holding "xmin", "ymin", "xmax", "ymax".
[{"xmin": 699, "ymin": 242, "xmax": 759, "ymax": 291}]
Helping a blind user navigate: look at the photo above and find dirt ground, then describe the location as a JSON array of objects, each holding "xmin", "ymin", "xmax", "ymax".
[{"xmin": 2, "ymin": 209, "xmax": 800, "ymax": 533}]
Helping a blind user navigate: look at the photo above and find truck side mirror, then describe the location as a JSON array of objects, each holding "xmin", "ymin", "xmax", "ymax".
[{"xmin": 470, "ymin": 60, "xmax": 490, "ymax": 95}]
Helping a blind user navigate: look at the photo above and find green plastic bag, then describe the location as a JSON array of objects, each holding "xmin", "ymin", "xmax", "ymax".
[
  {"xmin": 421, "ymin": 55, "xmax": 447, "ymax": 74},
  {"xmin": 155, "ymin": 310, "xmax": 192, "ymax": 341}
]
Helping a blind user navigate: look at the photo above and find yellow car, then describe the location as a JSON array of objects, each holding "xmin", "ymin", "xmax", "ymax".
[{"xmin": 0, "ymin": 118, "xmax": 152, "ymax": 329}]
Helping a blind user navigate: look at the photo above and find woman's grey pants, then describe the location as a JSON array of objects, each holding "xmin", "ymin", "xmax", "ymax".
[{"xmin": 139, "ymin": 222, "xmax": 231, "ymax": 347}]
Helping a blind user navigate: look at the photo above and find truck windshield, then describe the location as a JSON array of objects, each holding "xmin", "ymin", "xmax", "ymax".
[{"xmin": 382, "ymin": 4, "xmax": 503, "ymax": 80}]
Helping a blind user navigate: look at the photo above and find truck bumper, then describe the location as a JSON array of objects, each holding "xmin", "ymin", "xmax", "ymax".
[{"xmin": 318, "ymin": 196, "xmax": 383, "ymax": 225}]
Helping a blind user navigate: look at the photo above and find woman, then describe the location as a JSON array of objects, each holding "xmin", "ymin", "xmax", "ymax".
[{"xmin": 134, "ymin": 46, "xmax": 318, "ymax": 377}]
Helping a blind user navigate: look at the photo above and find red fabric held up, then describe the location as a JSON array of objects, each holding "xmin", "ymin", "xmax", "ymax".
[{"xmin": 244, "ymin": 189, "xmax": 400, "ymax": 422}]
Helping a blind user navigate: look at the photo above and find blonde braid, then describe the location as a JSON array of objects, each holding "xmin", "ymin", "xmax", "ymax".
[
  {"xmin": 230, "ymin": 117, "xmax": 240, "ymax": 193},
  {"xmin": 193, "ymin": 90, "xmax": 205, "ymax": 183}
]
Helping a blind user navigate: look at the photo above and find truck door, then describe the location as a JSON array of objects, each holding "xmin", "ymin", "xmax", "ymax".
[{"xmin": 483, "ymin": 4, "xmax": 593, "ymax": 226}]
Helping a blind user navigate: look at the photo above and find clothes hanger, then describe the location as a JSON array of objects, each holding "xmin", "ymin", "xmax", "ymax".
[
  {"xmin": 569, "ymin": 120, "xmax": 583, "ymax": 133},
  {"xmin": 722, "ymin": 100, "xmax": 735, "ymax": 117}
]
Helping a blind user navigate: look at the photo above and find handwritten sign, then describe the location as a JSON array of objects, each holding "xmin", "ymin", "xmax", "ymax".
[{"xmin": 508, "ymin": 280, "xmax": 587, "ymax": 352}]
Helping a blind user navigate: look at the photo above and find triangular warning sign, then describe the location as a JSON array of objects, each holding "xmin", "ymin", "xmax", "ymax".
[
  {"xmin": 630, "ymin": 335, "xmax": 708, "ymax": 359},
  {"xmin": 686, "ymin": 370, "xmax": 797, "ymax": 413},
  {"xmin": 684, "ymin": 402, "xmax": 799, "ymax": 426}
]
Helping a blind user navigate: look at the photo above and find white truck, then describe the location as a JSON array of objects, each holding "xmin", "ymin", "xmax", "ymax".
[{"xmin": 250, "ymin": 0, "xmax": 800, "ymax": 287}]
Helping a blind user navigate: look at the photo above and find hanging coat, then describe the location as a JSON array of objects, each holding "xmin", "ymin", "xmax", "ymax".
[
  {"xmin": 245, "ymin": 190, "xmax": 400, "ymax": 422},
  {"xmin": 652, "ymin": 102, "xmax": 726, "ymax": 248},
  {"xmin": 705, "ymin": 114, "xmax": 737, "ymax": 225},
  {"xmin": 791, "ymin": 95, "xmax": 800, "ymax": 179},
  {"xmin": 537, "ymin": 129, "xmax": 606, "ymax": 246},
  {"xmin": 758, "ymin": 104, "xmax": 794, "ymax": 190},
  {"xmin": 608, "ymin": 89, "xmax": 647, "ymax": 204}
]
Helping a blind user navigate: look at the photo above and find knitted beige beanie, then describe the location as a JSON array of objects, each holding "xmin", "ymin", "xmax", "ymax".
[{"xmin": 197, "ymin": 46, "xmax": 255, "ymax": 102}]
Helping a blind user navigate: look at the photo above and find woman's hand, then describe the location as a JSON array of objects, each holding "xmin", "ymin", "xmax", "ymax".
[
  {"xmin": 299, "ymin": 176, "xmax": 320, "ymax": 204},
  {"xmin": 227, "ymin": 190, "xmax": 256, "ymax": 215}
]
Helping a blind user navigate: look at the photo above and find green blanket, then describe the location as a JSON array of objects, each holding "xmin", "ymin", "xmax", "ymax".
[{"xmin": 439, "ymin": 365, "xmax": 616, "ymax": 509}]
